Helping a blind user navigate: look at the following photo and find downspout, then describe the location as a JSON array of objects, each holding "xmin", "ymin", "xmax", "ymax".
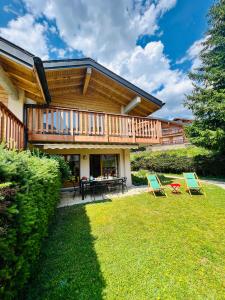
[
  {"xmin": 33, "ymin": 57, "xmax": 51, "ymax": 105},
  {"xmin": 23, "ymin": 104, "xmax": 28, "ymax": 149}
]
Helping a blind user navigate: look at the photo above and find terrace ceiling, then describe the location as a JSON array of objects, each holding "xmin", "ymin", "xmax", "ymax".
[{"xmin": 45, "ymin": 66, "xmax": 162, "ymax": 116}]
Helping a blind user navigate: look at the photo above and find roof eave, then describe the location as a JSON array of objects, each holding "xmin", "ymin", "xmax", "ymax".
[{"xmin": 43, "ymin": 58, "xmax": 164, "ymax": 108}]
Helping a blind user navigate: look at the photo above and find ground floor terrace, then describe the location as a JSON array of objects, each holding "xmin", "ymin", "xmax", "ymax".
[{"xmin": 40, "ymin": 144, "xmax": 133, "ymax": 187}]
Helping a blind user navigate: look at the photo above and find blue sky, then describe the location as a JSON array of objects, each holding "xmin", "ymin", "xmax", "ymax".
[{"xmin": 0, "ymin": 0, "xmax": 214, "ymax": 118}]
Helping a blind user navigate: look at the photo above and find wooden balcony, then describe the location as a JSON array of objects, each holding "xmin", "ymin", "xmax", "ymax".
[
  {"xmin": 162, "ymin": 128, "xmax": 184, "ymax": 136},
  {"xmin": 27, "ymin": 106, "xmax": 162, "ymax": 145},
  {"xmin": 0, "ymin": 102, "xmax": 25, "ymax": 150}
]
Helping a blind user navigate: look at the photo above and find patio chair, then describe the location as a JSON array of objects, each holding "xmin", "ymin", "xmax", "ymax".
[
  {"xmin": 183, "ymin": 172, "xmax": 206, "ymax": 197},
  {"xmin": 121, "ymin": 177, "xmax": 128, "ymax": 192},
  {"xmin": 146, "ymin": 174, "xmax": 167, "ymax": 197},
  {"xmin": 92, "ymin": 181, "xmax": 107, "ymax": 200}
]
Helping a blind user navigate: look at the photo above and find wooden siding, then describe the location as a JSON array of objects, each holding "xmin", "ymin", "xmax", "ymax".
[
  {"xmin": 0, "ymin": 85, "xmax": 8, "ymax": 106},
  {"xmin": 51, "ymin": 89, "xmax": 122, "ymax": 114}
]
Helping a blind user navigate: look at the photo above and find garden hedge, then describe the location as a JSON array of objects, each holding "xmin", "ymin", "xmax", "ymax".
[
  {"xmin": 131, "ymin": 152, "xmax": 225, "ymax": 177},
  {"xmin": 0, "ymin": 146, "xmax": 62, "ymax": 299}
]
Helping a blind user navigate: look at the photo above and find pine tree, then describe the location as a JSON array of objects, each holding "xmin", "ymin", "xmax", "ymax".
[{"xmin": 185, "ymin": 0, "xmax": 225, "ymax": 153}]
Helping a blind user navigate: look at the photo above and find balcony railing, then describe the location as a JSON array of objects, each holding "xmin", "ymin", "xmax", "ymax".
[
  {"xmin": 0, "ymin": 101, "xmax": 25, "ymax": 150},
  {"xmin": 26, "ymin": 105, "xmax": 162, "ymax": 144}
]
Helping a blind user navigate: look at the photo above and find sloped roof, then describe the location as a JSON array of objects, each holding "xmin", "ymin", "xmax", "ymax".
[{"xmin": 0, "ymin": 36, "xmax": 164, "ymax": 114}]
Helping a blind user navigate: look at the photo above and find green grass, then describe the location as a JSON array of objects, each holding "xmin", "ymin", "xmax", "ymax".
[{"xmin": 25, "ymin": 181, "xmax": 225, "ymax": 299}]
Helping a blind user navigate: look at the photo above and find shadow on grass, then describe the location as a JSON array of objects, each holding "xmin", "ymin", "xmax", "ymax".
[
  {"xmin": 157, "ymin": 174, "xmax": 174, "ymax": 185},
  {"xmin": 132, "ymin": 173, "xmax": 175, "ymax": 186},
  {"xmin": 24, "ymin": 205, "xmax": 106, "ymax": 300}
]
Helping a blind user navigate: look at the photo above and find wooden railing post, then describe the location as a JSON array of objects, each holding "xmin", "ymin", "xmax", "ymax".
[
  {"xmin": 132, "ymin": 117, "xmax": 136, "ymax": 143},
  {"xmin": 70, "ymin": 110, "xmax": 73, "ymax": 136},
  {"xmin": 157, "ymin": 120, "xmax": 162, "ymax": 142},
  {"xmin": 0, "ymin": 107, "xmax": 6, "ymax": 143},
  {"xmin": 105, "ymin": 113, "xmax": 109, "ymax": 142}
]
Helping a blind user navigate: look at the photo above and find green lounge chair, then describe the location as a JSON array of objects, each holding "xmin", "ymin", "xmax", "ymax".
[
  {"xmin": 147, "ymin": 174, "xmax": 167, "ymax": 197},
  {"xmin": 183, "ymin": 172, "xmax": 206, "ymax": 196}
]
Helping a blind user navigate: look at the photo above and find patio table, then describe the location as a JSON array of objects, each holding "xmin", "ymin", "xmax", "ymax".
[{"xmin": 80, "ymin": 177, "xmax": 124, "ymax": 200}]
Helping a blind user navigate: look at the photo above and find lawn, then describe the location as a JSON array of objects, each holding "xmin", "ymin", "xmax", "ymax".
[{"xmin": 25, "ymin": 180, "xmax": 225, "ymax": 299}]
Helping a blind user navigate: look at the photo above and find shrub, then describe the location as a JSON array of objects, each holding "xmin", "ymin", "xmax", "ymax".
[
  {"xmin": 131, "ymin": 150, "xmax": 225, "ymax": 177},
  {"xmin": 31, "ymin": 148, "xmax": 71, "ymax": 181},
  {"xmin": 131, "ymin": 171, "xmax": 148, "ymax": 186},
  {"xmin": 0, "ymin": 146, "xmax": 61, "ymax": 299}
]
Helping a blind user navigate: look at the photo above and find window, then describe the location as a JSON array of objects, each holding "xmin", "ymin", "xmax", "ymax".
[{"xmin": 90, "ymin": 154, "xmax": 119, "ymax": 178}]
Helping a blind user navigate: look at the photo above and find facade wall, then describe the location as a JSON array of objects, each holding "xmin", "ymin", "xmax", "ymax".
[
  {"xmin": 0, "ymin": 85, "xmax": 8, "ymax": 107},
  {"xmin": 7, "ymin": 90, "xmax": 25, "ymax": 122},
  {"xmin": 43, "ymin": 147, "xmax": 132, "ymax": 186}
]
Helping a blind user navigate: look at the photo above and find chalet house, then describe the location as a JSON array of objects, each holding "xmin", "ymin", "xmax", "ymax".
[
  {"xmin": 148, "ymin": 117, "xmax": 191, "ymax": 151},
  {"xmin": 0, "ymin": 37, "xmax": 164, "ymax": 186}
]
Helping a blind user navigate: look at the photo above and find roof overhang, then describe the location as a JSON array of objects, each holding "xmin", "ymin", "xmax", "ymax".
[
  {"xmin": 0, "ymin": 37, "xmax": 164, "ymax": 114},
  {"xmin": 43, "ymin": 58, "xmax": 164, "ymax": 109}
]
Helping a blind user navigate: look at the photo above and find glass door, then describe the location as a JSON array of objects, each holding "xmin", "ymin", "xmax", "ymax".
[{"xmin": 90, "ymin": 154, "xmax": 119, "ymax": 178}]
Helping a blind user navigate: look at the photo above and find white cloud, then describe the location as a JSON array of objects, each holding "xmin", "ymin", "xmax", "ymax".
[
  {"xmin": 3, "ymin": 0, "xmax": 204, "ymax": 119},
  {"xmin": 23, "ymin": 0, "xmax": 177, "ymax": 61},
  {"xmin": 105, "ymin": 41, "xmax": 193, "ymax": 118},
  {"xmin": 50, "ymin": 47, "xmax": 67, "ymax": 58},
  {"xmin": 177, "ymin": 37, "xmax": 206, "ymax": 71},
  {"xmin": 0, "ymin": 14, "xmax": 49, "ymax": 59}
]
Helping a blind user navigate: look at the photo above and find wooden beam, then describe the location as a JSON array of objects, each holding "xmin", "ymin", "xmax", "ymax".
[
  {"xmin": 25, "ymin": 91, "xmax": 44, "ymax": 103},
  {"xmin": 10, "ymin": 79, "xmax": 42, "ymax": 97},
  {"xmin": 123, "ymin": 96, "xmax": 141, "ymax": 114},
  {"xmin": 0, "ymin": 63, "xmax": 18, "ymax": 99},
  {"xmin": 6, "ymin": 68, "xmax": 35, "ymax": 83},
  {"xmin": 33, "ymin": 67, "xmax": 46, "ymax": 103},
  {"xmin": 83, "ymin": 67, "xmax": 92, "ymax": 95}
]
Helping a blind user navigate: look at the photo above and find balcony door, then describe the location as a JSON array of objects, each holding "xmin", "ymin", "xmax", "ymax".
[
  {"xmin": 90, "ymin": 155, "xmax": 101, "ymax": 178},
  {"xmin": 90, "ymin": 154, "xmax": 119, "ymax": 178}
]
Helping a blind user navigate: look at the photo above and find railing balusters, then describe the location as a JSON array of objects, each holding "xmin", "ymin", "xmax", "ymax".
[
  {"xmin": 0, "ymin": 102, "xmax": 25, "ymax": 150},
  {"xmin": 24, "ymin": 105, "xmax": 165, "ymax": 145}
]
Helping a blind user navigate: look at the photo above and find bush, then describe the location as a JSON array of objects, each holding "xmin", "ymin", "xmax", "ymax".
[
  {"xmin": 31, "ymin": 148, "xmax": 71, "ymax": 181},
  {"xmin": 0, "ymin": 146, "xmax": 61, "ymax": 299},
  {"xmin": 132, "ymin": 170, "xmax": 148, "ymax": 186},
  {"xmin": 131, "ymin": 150, "xmax": 225, "ymax": 178}
]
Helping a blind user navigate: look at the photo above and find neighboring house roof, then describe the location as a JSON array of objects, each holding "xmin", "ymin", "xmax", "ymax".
[
  {"xmin": 0, "ymin": 36, "xmax": 164, "ymax": 113},
  {"xmin": 148, "ymin": 116, "xmax": 184, "ymax": 126},
  {"xmin": 173, "ymin": 117, "xmax": 193, "ymax": 123}
]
